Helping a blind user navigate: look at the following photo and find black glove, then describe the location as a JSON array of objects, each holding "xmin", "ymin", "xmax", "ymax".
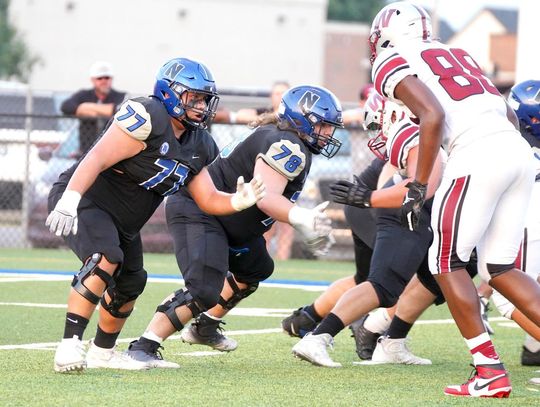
[
  {"xmin": 329, "ymin": 179, "xmax": 373, "ymax": 208},
  {"xmin": 400, "ymin": 180, "xmax": 427, "ymax": 231}
]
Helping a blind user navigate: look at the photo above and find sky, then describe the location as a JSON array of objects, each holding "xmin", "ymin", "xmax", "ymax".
[{"xmin": 414, "ymin": 0, "xmax": 521, "ymax": 31}]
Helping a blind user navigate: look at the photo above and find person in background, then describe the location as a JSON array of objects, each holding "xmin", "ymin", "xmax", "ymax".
[{"xmin": 61, "ymin": 61, "xmax": 126, "ymax": 156}]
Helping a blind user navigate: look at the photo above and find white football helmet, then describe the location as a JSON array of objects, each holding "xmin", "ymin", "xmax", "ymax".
[
  {"xmin": 364, "ymin": 92, "xmax": 407, "ymax": 160},
  {"xmin": 363, "ymin": 92, "xmax": 386, "ymax": 160},
  {"xmin": 369, "ymin": 1, "xmax": 432, "ymax": 64}
]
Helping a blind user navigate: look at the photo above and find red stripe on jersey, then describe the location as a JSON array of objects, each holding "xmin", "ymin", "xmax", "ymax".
[
  {"xmin": 437, "ymin": 177, "xmax": 468, "ymax": 273},
  {"xmin": 389, "ymin": 123, "xmax": 419, "ymax": 169},
  {"xmin": 373, "ymin": 54, "xmax": 408, "ymax": 96},
  {"xmin": 411, "ymin": 4, "xmax": 429, "ymax": 40}
]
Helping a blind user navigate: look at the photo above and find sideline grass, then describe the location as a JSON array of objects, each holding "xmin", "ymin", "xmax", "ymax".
[{"xmin": 1, "ymin": 249, "xmax": 539, "ymax": 406}]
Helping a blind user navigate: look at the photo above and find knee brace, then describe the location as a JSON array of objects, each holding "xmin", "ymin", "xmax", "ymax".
[
  {"xmin": 218, "ymin": 272, "xmax": 259, "ymax": 311},
  {"xmin": 156, "ymin": 289, "xmax": 205, "ymax": 331},
  {"xmin": 492, "ymin": 290, "xmax": 515, "ymax": 320},
  {"xmin": 99, "ymin": 268, "xmax": 147, "ymax": 319},
  {"xmin": 72, "ymin": 253, "xmax": 114, "ymax": 305}
]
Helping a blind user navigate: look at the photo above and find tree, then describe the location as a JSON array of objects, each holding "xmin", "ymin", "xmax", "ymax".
[
  {"xmin": 0, "ymin": 0, "xmax": 38, "ymax": 82},
  {"xmin": 328, "ymin": 0, "xmax": 387, "ymax": 23}
]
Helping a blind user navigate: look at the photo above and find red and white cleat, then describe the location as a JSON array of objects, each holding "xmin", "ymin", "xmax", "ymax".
[{"xmin": 444, "ymin": 364, "xmax": 511, "ymax": 398}]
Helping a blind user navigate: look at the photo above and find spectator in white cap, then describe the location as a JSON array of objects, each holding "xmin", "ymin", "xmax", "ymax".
[{"xmin": 61, "ymin": 61, "xmax": 126, "ymax": 156}]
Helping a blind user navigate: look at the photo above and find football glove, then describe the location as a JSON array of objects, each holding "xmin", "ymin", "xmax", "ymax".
[
  {"xmin": 45, "ymin": 190, "xmax": 81, "ymax": 237},
  {"xmin": 400, "ymin": 180, "xmax": 427, "ymax": 231},
  {"xmin": 288, "ymin": 201, "xmax": 333, "ymax": 255},
  {"xmin": 329, "ymin": 179, "xmax": 373, "ymax": 208},
  {"xmin": 305, "ymin": 233, "xmax": 336, "ymax": 257},
  {"xmin": 230, "ymin": 174, "xmax": 266, "ymax": 211}
]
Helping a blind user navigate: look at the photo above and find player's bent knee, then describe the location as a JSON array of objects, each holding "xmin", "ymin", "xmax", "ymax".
[
  {"xmin": 156, "ymin": 288, "xmax": 204, "ymax": 331},
  {"xmin": 191, "ymin": 285, "xmax": 221, "ymax": 311},
  {"xmin": 100, "ymin": 268, "xmax": 147, "ymax": 319},
  {"xmin": 370, "ymin": 281, "xmax": 398, "ymax": 308},
  {"xmin": 218, "ymin": 272, "xmax": 259, "ymax": 310},
  {"xmin": 72, "ymin": 253, "xmax": 115, "ymax": 305}
]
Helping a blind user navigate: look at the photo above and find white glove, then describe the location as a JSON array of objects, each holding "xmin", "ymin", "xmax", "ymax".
[
  {"xmin": 230, "ymin": 174, "xmax": 266, "ymax": 211},
  {"xmin": 306, "ymin": 233, "xmax": 336, "ymax": 257},
  {"xmin": 45, "ymin": 190, "xmax": 81, "ymax": 237},
  {"xmin": 289, "ymin": 201, "xmax": 333, "ymax": 254}
]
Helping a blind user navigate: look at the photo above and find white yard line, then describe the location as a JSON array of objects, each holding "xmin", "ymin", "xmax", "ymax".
[{"xmin": 0, "ymin": 328, "xmax": 282, "ymax": 351}]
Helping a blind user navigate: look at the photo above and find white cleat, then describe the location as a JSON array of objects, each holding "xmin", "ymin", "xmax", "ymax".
[
  {"xmin": 292, "ymin": 333, "xmax": 342, "ymax": 368},
  {"xmin": 529, "ymin": 376, "xmax": 540, "ymax": 386},
  {"xmin": 54, "ymin": 335, "xmax": 87, "ymax": 373},
  {"xmin": 367, "ymin": 336, "xmax": 432, "ymax": 365},
  {"xmin": 86, "ymin": 340, "xmax": 150, "ymax": 370}
]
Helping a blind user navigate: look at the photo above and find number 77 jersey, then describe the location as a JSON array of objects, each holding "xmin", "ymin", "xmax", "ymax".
[{"xmin": 371, "ymin": 41, "xmax": 516, "ymax": 152}]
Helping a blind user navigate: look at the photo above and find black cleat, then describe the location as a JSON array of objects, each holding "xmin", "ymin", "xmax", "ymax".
[
  {"xmin": 521, "ymin": 346, "xmax": 540, "ymax": 366},
  {"xmin": 281, "ymin": 307, "xmax": 318, "ymax": 338},
  {"xmin": 350, "ymin": 314, "xmax": 380, "ymax": 360},
  {"xmin": 181, "ymin": 314, "xmax": 238, "ymax": 352}
]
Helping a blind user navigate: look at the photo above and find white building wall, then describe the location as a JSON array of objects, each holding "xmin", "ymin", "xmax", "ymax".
[
  {"xmin": 9, "ymin": 0, "xmax": 327, "ymax": 94},
  {"xmin": 516, "ymin": 1, "xmax": 540, "ymax": 82},
  {"xmin": 447, "ymin": 11, "xmax": 506, "ymax": 75}
]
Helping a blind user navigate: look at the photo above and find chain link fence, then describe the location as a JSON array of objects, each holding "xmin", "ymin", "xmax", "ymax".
[{"xmin": 0, "ymin": 87, "xmax": 372, "ymax": 260}]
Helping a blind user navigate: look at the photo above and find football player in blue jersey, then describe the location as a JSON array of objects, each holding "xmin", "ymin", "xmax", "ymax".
[
  {"xmin": 125, "ymin": 85, "xmax": 344, "ymax": 368},
  {"xmin": 47, "ymin": 57, "xmax": 265, "ymax": 373}
]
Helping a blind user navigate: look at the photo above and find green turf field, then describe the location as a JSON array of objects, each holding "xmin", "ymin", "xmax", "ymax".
[{"xmin": 1, "ymin": 248, "xmax": 539, "ymax": 406}]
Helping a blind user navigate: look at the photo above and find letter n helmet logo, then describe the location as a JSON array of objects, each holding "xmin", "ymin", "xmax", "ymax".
[
  {"xmin": 164, "ymin": 62, "xmax": 185, "ymax": 81},
  {"xmin": 298, "ymin": 91, "xmax": 320, "ymax": 113}
]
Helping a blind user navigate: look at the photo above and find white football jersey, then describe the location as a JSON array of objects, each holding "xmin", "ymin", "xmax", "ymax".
[
  {"xmin": 385, "ymin": 117, "xmax": 419, "ymax": 174},
  {"xmin": 371, "ymin": 40, "xmax": 516, "ymax": 152}
]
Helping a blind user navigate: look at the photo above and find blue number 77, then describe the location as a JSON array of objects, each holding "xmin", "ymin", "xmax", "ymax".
[
  {"xmin": 117, "ymin": 104, "xmax": 147, "ymax": 132},
  {"xmin": 271, "ymin": 145, "xmax": 292, "ymax": 160}
]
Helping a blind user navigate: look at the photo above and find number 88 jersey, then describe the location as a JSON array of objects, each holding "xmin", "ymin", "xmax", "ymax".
[{"xmin": 371, "ymin": 41, "xmax": 516, "ymax": 152}]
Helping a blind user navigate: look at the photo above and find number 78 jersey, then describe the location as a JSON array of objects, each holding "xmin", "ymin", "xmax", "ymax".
[{"xmin": 371, "ymin": 41, "xmax": 516, "ymax": 152}]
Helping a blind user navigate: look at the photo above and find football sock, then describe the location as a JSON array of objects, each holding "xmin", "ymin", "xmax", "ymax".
[
  {"xmin": 524, "ymin": 335, "xmax": 540, "ymax": 352},
  {"xmin": 63, "ymin": 312, "xmax": 89, "ymax": 340},
  {"xmin": 304, "ymin": 304, "xmax": 323, "ymax": 323},
  {"xmin": 141, "ymin": 330, "xmax": 163, "ymax": 344},
  {"xmin": 386, "ymin": 315, "xmax": 413, "ymax": 339},
  {"xmin": 313, "ymin": 312, "xmax": 345, "ymax": 337},
  {"xmin": 94, "ymin": 325, "xmax": 120, "ymax": 349},
  {"xmin": 364, "ymin": 308, "xmax": 391, "ymax": 334},
  {"xmin": 137, "ymin": 336, "xmax": 161, "ymax": 350},
  {"xmin": 465, "ymin": 332, "xmax": 500, "ymax": 365}
]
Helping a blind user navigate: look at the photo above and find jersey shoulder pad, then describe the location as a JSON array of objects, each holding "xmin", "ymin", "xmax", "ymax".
[
  {"xmin": 259, "ymin": 137, "xmax": 306, "ymax": 181},
  {"xmin": 386, "ymin": 118, "xmax": 419, "ymax": 171},
  {"xmin": 372, "ymin": 47, "xmax": 412, "ymax": 100},
  {"xmin": 114, "ymin": 98, "xmax": 157, "ymax": 141}
]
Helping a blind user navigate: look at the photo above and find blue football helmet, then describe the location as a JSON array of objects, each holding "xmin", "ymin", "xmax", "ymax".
[
  {"xmin": 508, "ymin": 80, "xmax": 540, "ymax": 138},
  {"xmin": 154, "ymin": 57, "xmax": 219, "ymax": 129},
  {"xmin": 278, "ymin": 85, "xmax": 344, "ymax": 158}
]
